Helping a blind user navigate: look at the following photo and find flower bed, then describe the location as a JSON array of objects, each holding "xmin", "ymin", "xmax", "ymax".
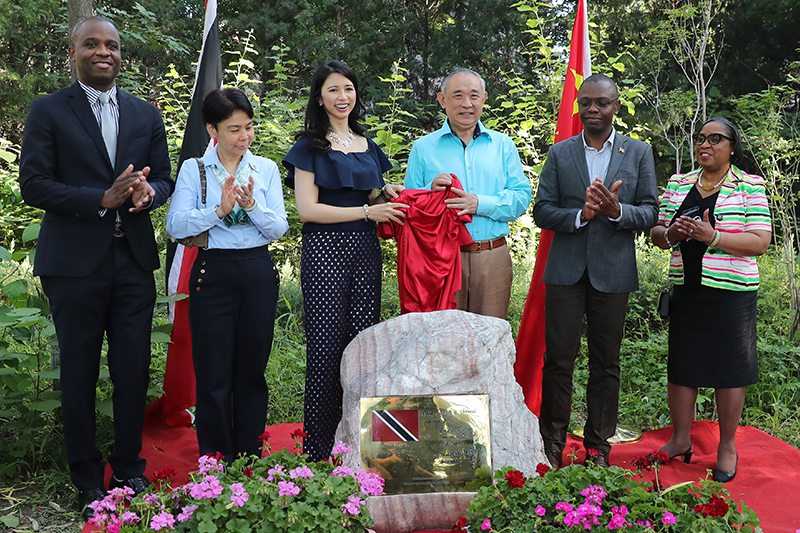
[
  {"xmin": 88, "ymin": 433, "xmax": 383, "ymax": 532},
  {"xmin": 452, "ymin": 447, "xmax": 762, "ymax": 532}
]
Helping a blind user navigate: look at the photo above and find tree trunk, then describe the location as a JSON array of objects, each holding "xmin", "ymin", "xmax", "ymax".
[{"xmin": 68, "ymin": 0, "xmax": 94, "ymax": 82}]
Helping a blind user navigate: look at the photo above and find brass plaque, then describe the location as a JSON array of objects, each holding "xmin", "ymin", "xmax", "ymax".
[{"xmin": 359, "ymin": 395, "xmax": 492, "ymax": 495}]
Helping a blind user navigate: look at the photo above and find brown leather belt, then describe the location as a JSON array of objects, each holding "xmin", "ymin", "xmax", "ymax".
[{"xmin": 461, "ymin": 236, "xmax": 506, "ymax": 253}]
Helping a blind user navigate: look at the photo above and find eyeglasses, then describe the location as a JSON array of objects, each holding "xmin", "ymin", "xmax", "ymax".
[
  {"xmin": 577, "ymin": 98, "xmax": 618, "ymax": 110},
  {"xmin": 694, "ymin": 133, "xmax": 733, "ymax": 145}
]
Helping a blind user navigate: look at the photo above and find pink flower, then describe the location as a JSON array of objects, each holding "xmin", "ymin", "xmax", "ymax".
[
  {"xmin": 198, "ymin": 454, "xmax": 224, "ymax": 474},
  {"xmin": 331, "ymin": 465, "xmax": 355, "ymax": 478},
  {"xmin": 535, "ymin": 505, "xmax": 546, "ymax": 517},
  {"xmin": 189, "ymin": 475, "xmax": 224, "ymax": 499},
  {"xmin": 355, "ymin": 470, "xmax": 385, "ymax": 496},
  {"xmin": 555, "ymin": 501, "xmax": 573, "ymax": 512},
  {"xmin": 278, "ymin": 480, "xmax": 301, "ymax": 497},
  {"xmin": 142, "ymin": 493, "xmax": 159, "ymax": 505},
  {"xmin": 662, "ymin": 510, "xmax": 677, "ymax": 525},
  {"xmin": 580, "ymin": 484, "xmax": 608, "ymax": 505},
  {"xmin": 229, "ymin": 482, "xmax": 249, "ymax": 507},
  {"xmin": 481, "ymin": 519, "xmax": 492, "ymax": 531},
  {"xmin": 120, "ymin": 511, "xmax": 140, "ymax": 525},
  {"xmin": 342, "ymin": 494, "xmax": 365, "ymax": 516},
  {"xmin": 289, "ymin": 465, "xmax": 315, "ymax": 480},
  {"xmin": 177, "ymin": 505, "xmax": 198, "ymax": 522},
  {"xmin": 331, "ymin": 441, "xmax": 352, "ymax": 455},
  {"xmin": 150, "ymin": 511, "xmax": 176, "ymax": 531},
  {"xmin": 267, "ymin": 464, "xmax": 285, "ymax": 482}
]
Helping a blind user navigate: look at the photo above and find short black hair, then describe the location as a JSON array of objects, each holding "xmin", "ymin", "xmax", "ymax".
[
  {"xmin": 301, "ymin": 60, "xmax": 367, "ymax": 153},
  {"xmin": 202, "ymin": 88, "xmax": 254, "ymax": 129},
  {"xmin": 700, "ymin": 117, "xmax": 743, "ymax": 164},
  {"xmin": 70, "ymin": 16, "xmax": 117, "ymax": 48},
  {"xmin": 580, "ymin": 73, "xmax": 619, "ymax": 97}
]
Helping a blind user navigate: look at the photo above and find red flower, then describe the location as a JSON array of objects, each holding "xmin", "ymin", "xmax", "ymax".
[
  {"xmin": 694, "ymin": 496, "xmax": 729, "ymax": 517},
  {"xmin": 570, "ymin": 443, "xmax": 580, "ymax": 453},
  {"xmin": 536, "ymin": 463, "xmax": 550, "ymax": 477},
  {"xmin": 291, "ymin": 428, "xmax": 307, "ymax": 440},
  {"xmin": 243, "ymin": 467, "xmax": 252, "ymax": 478},
  {"xmin": 258, "ymin": 430, "xmax": 271, "ymax": 443},
  {"xmin": 632, "ymin": 455, "xmax": 651, "ymax": 470},
  {"xmin": 451, "ymin": 517, "xmax": 469, "ymax": 532},
  {"xmin": 650, "ymin": 450, "xmax": 670, "ymax": 465},
  {"xmin": 204, "ymin": 451, "xmax": 224, "ymax": 461},
  {"xmin": 505, "ymin": 469, "xmax": 526, "ymax": 488},
  {"xmin": 153, "ymin": 466, "xmax": 177, "ymax": 482},
  {"xmin": 586, "ymin": 448, "xmax": 599, "ymax": 458}
]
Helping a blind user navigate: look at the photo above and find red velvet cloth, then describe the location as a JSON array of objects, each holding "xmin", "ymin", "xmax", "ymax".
[
  {"xmin": 378, "ymin": 180, "xmax": 472, "ymax": 314},
  {"xmin": 85, "ymin": 416, "xmax": 800, "ymax": 533}
]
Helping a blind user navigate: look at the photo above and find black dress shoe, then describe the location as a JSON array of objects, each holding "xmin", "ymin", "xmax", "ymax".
[
  {"xmin": 110, "ymin": 474, "xmax": 150, "ymax": 495},
  {"xmin": 545, "ymin": 449, "xmax": 562, "ymax": 470},
  {"xmin": 584, "ymin": 450, "xmax": 610, "ymax": 468},
  {"xmin": 712, "ymin": 455, "xmax": 738, "ymax": 483},
  {"xmin": 78, "ymin": 486, "xmax": 107, "ymax": 521}
]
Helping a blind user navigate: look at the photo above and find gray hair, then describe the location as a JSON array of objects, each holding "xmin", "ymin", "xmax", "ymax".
[{"xmin": 440, "ymin": 68, "xmax": 486, "ymax": 94}]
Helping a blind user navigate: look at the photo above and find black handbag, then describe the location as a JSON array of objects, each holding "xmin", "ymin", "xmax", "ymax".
[
  {"xmin": 168, "ymin": 158, "xmax": 209, "ymax": 248},
  {"xmin": 657, "ymin": 287, "xmax": 670, "ymax": 319}
]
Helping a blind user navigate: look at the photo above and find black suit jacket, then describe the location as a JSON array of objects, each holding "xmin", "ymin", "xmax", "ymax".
[
  {"xmin": 533, "ymin": 132, "xmax": 658, "ymax": 293},
  {"xmin": 19, "ymin": 82, "xmax": 173, "ymax": 277}
]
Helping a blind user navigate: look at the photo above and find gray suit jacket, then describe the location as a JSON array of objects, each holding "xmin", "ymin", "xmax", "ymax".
[{"xmin": 533, "ymin": 132, "xmax": 658, "ymax": 293}]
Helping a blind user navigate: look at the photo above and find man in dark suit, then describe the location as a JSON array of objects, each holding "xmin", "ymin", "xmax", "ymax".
[
  {"xmin": 533, "ymin": 74, "xmax": 658, "ymax": 469},
  {"xmin": 18, "ymin": 16, "xmax": 173, "ymax": 518}
]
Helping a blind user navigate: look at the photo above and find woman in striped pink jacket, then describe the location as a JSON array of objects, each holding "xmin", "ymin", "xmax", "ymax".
[{"xmin": 649, "ymin": 117, "xmax": 771, "ymax": 483}]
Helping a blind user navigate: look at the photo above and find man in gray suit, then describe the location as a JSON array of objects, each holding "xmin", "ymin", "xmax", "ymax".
[{"xmin": 533, "ymin": 74, "xmax": 658, "ymax": 469}]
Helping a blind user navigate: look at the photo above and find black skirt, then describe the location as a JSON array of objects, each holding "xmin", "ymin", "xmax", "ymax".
[{"xmin": 668, "ymin": 284, "xmax": 759, "ymax": 388}]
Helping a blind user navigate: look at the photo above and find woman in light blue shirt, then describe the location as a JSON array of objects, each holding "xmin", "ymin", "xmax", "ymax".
[{"xmin": 166, "ymin": 88, "xmax": 288, "ymax": 462}]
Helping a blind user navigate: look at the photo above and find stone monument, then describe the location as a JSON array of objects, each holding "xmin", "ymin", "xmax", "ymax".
[{"xmin": 335, "ymin": 310, "xmax": 547, "ymax": 533}]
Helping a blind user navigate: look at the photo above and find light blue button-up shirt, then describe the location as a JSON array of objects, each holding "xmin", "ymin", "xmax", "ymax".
[
  {"xmin": 575, "ymin": 128, "xmax": 621, "ymax": 228},
  {"xmin": 166, "ymin": 148, "xmax": 288, "ymax": 249},
  {"xmin": 404, "ymin": 120, "xmax": 531, "ymax": 241}
]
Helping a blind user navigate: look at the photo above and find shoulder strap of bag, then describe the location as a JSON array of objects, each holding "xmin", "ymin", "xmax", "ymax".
[{"xmin": 194, "ymin": 157, "xmax": 207, "ymax": 207}]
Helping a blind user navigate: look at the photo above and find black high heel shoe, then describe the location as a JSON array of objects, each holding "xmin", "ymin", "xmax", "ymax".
[
  {"xmin": 648, "ymin": 443, "xmax": 694, "ymax": 464},
  {"xmin": 712, "ymin": 454, "xmax": 738, "ymax": 483}
]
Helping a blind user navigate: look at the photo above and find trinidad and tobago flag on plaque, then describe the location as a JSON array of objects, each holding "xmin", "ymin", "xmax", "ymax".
[{"xmin": 371, "ymin": 409, "xmax": 420, "ymax": 442}]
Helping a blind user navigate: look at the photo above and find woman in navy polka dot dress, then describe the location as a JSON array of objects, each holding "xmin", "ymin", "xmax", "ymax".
[{"xmin": 282, "ymin": 61, "xmax": 407, "ymax": 461}]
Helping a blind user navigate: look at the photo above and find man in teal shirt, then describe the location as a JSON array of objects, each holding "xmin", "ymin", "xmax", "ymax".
[{"xmin": 404, "ymin": 68, "xmax": 531, "ymax": 319}]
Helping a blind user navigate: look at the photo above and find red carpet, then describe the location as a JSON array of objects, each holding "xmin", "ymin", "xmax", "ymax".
[{"xmin": 85, "ymin": 403, "xmax": 800, "ymax": 533}]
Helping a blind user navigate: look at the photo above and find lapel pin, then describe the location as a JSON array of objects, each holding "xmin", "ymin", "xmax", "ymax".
[{"xmin": 619, "ymin": 147, "xmax": 625, "ymax": 153}]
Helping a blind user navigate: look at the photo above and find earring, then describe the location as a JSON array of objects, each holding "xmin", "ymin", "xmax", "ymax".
[
  {"xmin": 731, "ymin": 152, "xmax": 734, "ymax": 155},
  {"xmin": 319, "ymin": 102, "xmax": 323, "ymax": 106}
]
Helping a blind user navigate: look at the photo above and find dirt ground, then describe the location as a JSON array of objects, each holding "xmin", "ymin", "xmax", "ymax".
[{"xmin": 1, "ymin": 483, "xmax": 83, "ymax": 533}]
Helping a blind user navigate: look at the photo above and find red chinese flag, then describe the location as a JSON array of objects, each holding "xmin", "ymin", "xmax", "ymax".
[
  {"xmin": 514, "ymin": 0, "xmax": 591, "ymax": 416},
  {"xmin": 371, "ymin": 410, "xmax": 420, "ymax": 442}
]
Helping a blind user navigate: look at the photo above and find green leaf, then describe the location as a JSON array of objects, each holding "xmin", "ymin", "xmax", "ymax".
[
  {"xmin": 22, "ymin": 223, "xmax": 40, "ymax": 243},
  {"xmin": 0, "ymin": 246, "xmax": 12, "ymax": 262},
  {"xmin": 37, "ymin": 369, "xmax": 61, "ymax": 379},
  {"xmin": 28, "ymin": 399, "xmax": 61, "ymax": 412},
  {"xmin": 4, "ymin": 279, "xmax": 28, "ymax": 299},
  {"xmin": 96, "ymin": 398, "xmax": 114, "ymax": 418},
  {"xmin": 151, "ymin": 331, "xmax": 172, "ymax": 343},
  {"xmin": 0, "ymin": 515, "xmax": 20, "ymax": 528}
]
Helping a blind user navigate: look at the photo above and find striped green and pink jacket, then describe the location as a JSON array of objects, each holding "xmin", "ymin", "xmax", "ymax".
[{"xmin": 657, "ymin": 165, "xmax": 772, "ymax": 291}]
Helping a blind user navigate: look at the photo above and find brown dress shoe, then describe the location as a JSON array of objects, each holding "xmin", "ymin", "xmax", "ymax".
[
  {"xmin": 584, "ymin": 450, "xmax": 610, "ymax": 468},
  {"xmin": 545, "ymin": 449, "xmax": 562, "ymax": 470}
]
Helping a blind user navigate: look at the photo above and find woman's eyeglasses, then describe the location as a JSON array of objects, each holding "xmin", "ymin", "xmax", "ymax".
[{"xmin": 694, "ymin": 133, "xmax": 733, "ymax": 145}]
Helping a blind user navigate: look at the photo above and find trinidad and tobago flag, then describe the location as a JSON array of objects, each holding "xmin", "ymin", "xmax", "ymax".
[
  {"xmin": 372, "ymin": 410, "xmax": 420, "ymax": 442},
  {"xmin": 160, "ymin": 0, "xmax": 223, "ymax": 427}
]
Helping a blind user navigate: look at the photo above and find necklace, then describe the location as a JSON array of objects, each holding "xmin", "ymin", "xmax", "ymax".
[
  {"xmin": 328, "ymin": 128, "xmax": 355, "ymax": 149},
  {"xmin": 698, "ymin": 169, "xmax": 727, "ymax": 191}
]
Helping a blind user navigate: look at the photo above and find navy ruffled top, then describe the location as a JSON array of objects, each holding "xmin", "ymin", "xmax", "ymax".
[{"xmin": 282, "ymin": 135, "xmax": 392, "ymax": 233}]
